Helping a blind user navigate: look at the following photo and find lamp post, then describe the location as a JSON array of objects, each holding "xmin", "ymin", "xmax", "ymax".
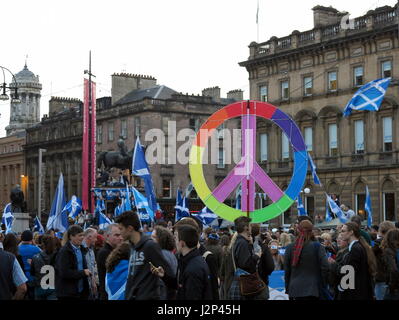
[{"xmin": 0, "ymin": 66, "xmax": 21, "ymax": 105}]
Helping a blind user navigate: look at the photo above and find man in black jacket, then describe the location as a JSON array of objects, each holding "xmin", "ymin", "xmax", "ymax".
[
  {"xmin": 55, "ymin": 225, "xmax": 91, "ymax": 300},
  {"xmin": 115, "ymin": 211, "xmax": 175, "ymax": 300},
  {"xmin": 96, "ymin": 224, "xmax": 123, "ymax": 300}
]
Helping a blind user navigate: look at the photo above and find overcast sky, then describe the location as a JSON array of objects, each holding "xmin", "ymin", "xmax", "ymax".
[{"xmin": 0, "ymin": 0, "xmax": 396, "ymax": 137}]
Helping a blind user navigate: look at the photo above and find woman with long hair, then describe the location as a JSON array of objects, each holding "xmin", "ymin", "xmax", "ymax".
[
  {"xmin": 338, "ymin": 222, "xmax": 376, "ymax": 300},
  {"xmin": 284, "ymin": 220, "xmax": 330, "ymax": 300},
  {"xmin": 381, "ymin": 229, "xmax": 399, "ymax": 300}
]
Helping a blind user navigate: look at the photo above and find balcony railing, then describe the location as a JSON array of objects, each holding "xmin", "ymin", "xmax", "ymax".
[
  {"xmin": 322, "ymin": 24, "xmax": 341, "ymax": 38},
  {"xmin": 374, "ymin": 9, "xmax": 396, "ymax": 26},
  {"xmin": 299, "ymin": 30, "xmax": 315, "ymax": 45},
  {"xmin": 276, "ymin": 37, "xmax": 292, "ymax": 50}
]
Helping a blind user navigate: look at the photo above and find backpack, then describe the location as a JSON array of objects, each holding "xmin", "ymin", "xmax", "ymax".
[{"xmin": 202, "ymin": 251, "xmax": 213, "ymax": 260}]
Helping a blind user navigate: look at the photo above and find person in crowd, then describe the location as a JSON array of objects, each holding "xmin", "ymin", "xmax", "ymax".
[
  {"xmin": 337, "ymin": 222, "xmax": 376, "ymax": 300},
  {"xmin": 205, "ymin": 232, "xmax": 223, "ymax": 279},
  {"xmin": 3, "ymin": 233, "xmax": 24, "ymax": 269},
  {"xmin": 279, "ymin": 232, "xmax": 292, "ymax": 249},
  {"xmin": 32, "ymin": 232, "xmax": 42, "ymax": 248},
  {"xmin": 96, "ymin": 224, "xmax": 123, "ymax": 300},
  {"xmin": 18, "ymin": 230, "xmax": 41, "ymax": 300},
  {"xmin": 30, "ymin": 234, "xmax": 57, "ymax": 300},
  {"xmin": 55, "ymin": 225, "xmax": 92, "ymax": 300},
  {"xmin": 320, "ymin": 233, "xmax": 337, "ymax": 259},
  {"xmin": 258, "ymin": 232, "xmax": 275, "ymax": 298},
  {"xmin": 381, "ymin": 229, "xmax": 399, "ymax": 300},
  {"xmin": 0, "ymin": 247, "xmax": 28, "ymax": 300},
  {"xmin": 228, "ymin": 216, "xmax": 266, "ymax": 300},
  {"xmin": 151, "ymin": 226, "xmax": 178, "ymax": 300},
  {"xmin": 166, "ymin": 220, "xmax": 173, "ymax": 232},
  {"xmin": 105, "ymin": 242, "xmax": 130, "ymax": 300},
  {"xmin": 115, "ymin": 211, "xmax": 175, "ymax": 300},
  {"xmin": 284, "ymin": 220, "xmax": 330, "ymax": 300},
  {"xmin": 219, "ymin": 234, "xmax": 233, "ymax": 299},
  {"xmin": 328, "ymin": 233, "xmax": 349, "ymax": 299},
  {"xmin": 340, "ymin": 204, "xmax": 356, "ymax": 221},
  {"xmin": 94, "ymin": 234, "xmax": 105, "ymax": 257},
  {"xmin": 351, "ymin": 215, "xmax": 372, "ymax": 245},
  {"xmin": 269, "ymin": 239, "xmax": 284, "ymax": 270},
  {"xmin": 370, "ymin": 225, "xmax": 379, "ymax": 242},
  {"xmin": 373, "ymin": 221, "xmax": 396, "ymax": 300},
  {"xmin": 152, "ymin": 225, "xmax": 212, "ymax": 300},
  {"xmin": 82, "ymin": 228, "xmax": 100, "ymax": 300},
  {"xmin": 251, "ymin": 224, "xmax": 262, "ymax": 256}
]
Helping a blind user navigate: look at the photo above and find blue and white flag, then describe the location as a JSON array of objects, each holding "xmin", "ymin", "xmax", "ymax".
[
  {"xmin": 235, "ymin": 186, "xmax": 241, "ymax": 210},
  {"xmin": 132, "ymin": 187, "xmax": 154, "ymax": 223},
  {"xmin": 308, "ymin": 154, "xmax": 321, "ymax": 186},
  {"xmin": 327, "ymin": 194, "xmax": 347, "ymax": 224},
  {"xmin": 175, "ymin": 189, "xmax": 190, "ymax": 222},
  {"xmin": 196, "ymin": 207, "xmax": 218, "ymax": 227},
  {"xmin": 296, "ymin": 196, "xmax": 307, "ymax": 216},
  {"xmin": 325, "ymin": 200, "xmax": 332, "ymax": 222},
  {"xmin": 99, "ymin": 211, "xmax": 113, "ymax": 230},
  {"xmin": 34, "ymin": 216, "xmax": 45, "ymax": 235},
  {"xmin": 114, "ymin": 201, "xmax": 124, "ymax": 217},
  {"xmin": 46, "ymin": 173, "xmax": 68, "ymax": 233},
  {"xmin": 132, "ymin": 138, "xmax": 158, "ymax": 213},
  {"xmin": 123, "ymin": 184, "xmax": 132, "ymax": 212},
  {"xmin": 62, "ymin": 195, "xmax": 82, "ymax": 219},
  {"xmin": 365, "ymin": 186, "xmax": 372, "ymax": 228},
  {"xmin": 2, "ymin": 203, "xmax": 14, "ymax": 234},
  {"xmin": 343, "ymin": 78, "xmax": 391, "ymax": 117}
]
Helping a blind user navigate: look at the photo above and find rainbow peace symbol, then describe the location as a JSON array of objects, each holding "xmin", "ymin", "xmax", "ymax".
[{"xmin": 189, "ymin": 101, "xmax": 308, "ymax": 223}]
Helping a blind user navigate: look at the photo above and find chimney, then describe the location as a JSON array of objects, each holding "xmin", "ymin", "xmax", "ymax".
[
  {"xmin": 312, "ymin": 5, "xmax": 346, "ymax": 28},
  {"xmin": 202, "ymin": 86, "xmax": 221, "ymax": 103},
  {"xmin": 111, "ymin": 73, "xmax": 157, "ymax": 105},
  {"xmin": 227, "ymin": 89, "xmax": 244, "ymax": 101},
  {"xmin": 49, "ymin": 97, "xmax": 82, "ymax": 116}
]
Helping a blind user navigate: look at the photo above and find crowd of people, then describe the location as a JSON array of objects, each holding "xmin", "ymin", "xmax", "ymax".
[{"xmin": 0, "ymin": 211, "xmax": 398, "ymax": 301}]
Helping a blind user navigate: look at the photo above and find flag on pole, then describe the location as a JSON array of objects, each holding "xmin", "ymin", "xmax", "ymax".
[
  {"xmin": 308, "ymin": 154, "xmax": 321, "ymax": 186},
  {"xmin": 327, "ymin": 194, "xmax": 347, "ymax": 224},
  {"xmin": 325, "ymin": 200, "xmax": 332, "ymax": 222},
  {"xmin": 99, "ymin": 211, "xmax": 113, "ymax": 230},
  {"xmin": 365, "ymin": 186, "xmax": 372, "ymax": 228},
  {"xmin": 343, "ymin": 78, "xmax": 391, "ymax": 117},
  {"xmin": 34, "ymin": 216, "xmax": 45, "ymax": 235},
  {"xmin": 114, "ymin": 201, "xmax": 124, "ymax": 217},
  {"xmin": 2, "ymin": 203, "xmax": 14, "ymax": 234},
  {"xmin": 185, "ymin": 182, "xmax": 194, "ymax": 198},
  {"xmin": 256, "ymin": 0, "xmax": 259, "ymax": 24},
  {"xmin": 123, "ymin": 184, "xmax": 132, "ymax": 212},
  {"xmin": 175, "ymin": 189, "xmax": 190, "ymax": 222},
  {"xmin": 296, "ymin": 196, "xmax": 307, "ymax": 216},
  {"xmin": 132, "ymin": 138, "xmax": 158, "ymax": 213},
  {"xmin": 46, "ymin": 173, "xmax": 68, "ymax": 233},
  {"xmin": 62, "ymin": 195, "xmax": 82, "ymax": 219},
  {"xmin": 196, "ymin": 207, "xmax": 218, "ymax": 227},
  {"xmin": 132, "ymin": 187, "xmax": 154, "ymax": 223}
]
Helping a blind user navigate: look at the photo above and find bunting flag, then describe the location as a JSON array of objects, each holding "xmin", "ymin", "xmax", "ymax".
[
  {"xmin": 46, "ymin": 173, "xmax": 68, "ymax": 233},
  {"xmin": 62, "ymin": 195, "xmax": 82, "ymax": 219},
  {"xmin": 296, "ymin": 196, "xmax": 307, "ymax": 216},
  {"xmin": 2, "ymin": 203, "xmax": 14, "ymax": 234},
  {"xmin": 132, "ymin": 138, "xmax": 158, "ymax": 213},
  {"xmin": 365, "ymin": 186, "xmax": 372, "ymax": 228},
  {"xmin": 132, "ymin": 187, "xmax": 154, "ymax": 223},
  {"xmin": 308, "ymin": 154, "xmax": 321, "ymax": 186},
  {"xmin": 33, "ymin": 216, "xmax": 45, "ymax": 235},
  {"xmin": 175, "ymin": 189, "xmax": 190, "ymax": 222},
  {"xmin": 327, "ymin": 194, "xmax": 347, "ymax": 224}
]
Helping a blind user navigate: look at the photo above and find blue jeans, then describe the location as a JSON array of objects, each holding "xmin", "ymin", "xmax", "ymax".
[{"xmin": 375, "ymin": 282, "xmax": 388, "ymax": 301}]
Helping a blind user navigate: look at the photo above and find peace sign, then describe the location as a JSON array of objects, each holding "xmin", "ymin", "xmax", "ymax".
[{"xmin": 189, "ymin": 101, "xmax": 308, "ymax": 223}]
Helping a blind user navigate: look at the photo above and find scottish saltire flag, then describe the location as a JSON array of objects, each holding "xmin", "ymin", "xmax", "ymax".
[
  {"xmin": 327, "ymin": 194, "xmax": 347, "ymax": 223},
  {"xmin": 343, "ymin": 78, "xmax": 391, "ymax": 117},
  {"xmin": 114, "ymin": 201, "xmax": 124, "ymax": 217},
  {"xmin": 46, "ymin": 173, "xmax": 68, "ymax": 233},
  {"xmin": 175, "ymin": 189, "xmax": 190, "ymax": 222},
  {"xmin": 365, "ymin": 186, "xmax": 372, "ymax": 228},
  {"xmin": 105, "ymin": 260, "xmax": 128, "ymax": 300},
  {"xmin": 62, "ymin": 195, "xmax": 82, "ymax": 219},
  {"xmin": 99, "ymin": 211, "xmax": 113, "ymax": 230},
  {"xmin": 308, "ymin": 154, "xmax": 321, "ymax": 186},
  {"xmin": 95, "ymin": 198, "xmax": 106, "ymax": 213},
  {"xmin": 296, "ymin": 196, "xmax": 307, "ymax": 216},
  {"xmin": 123, "ymin": 184, "xmax": 132, "ymax": 212},
  {"xmin": 196, "ymin": 207, "xmax": 218, "ymax": 227},
  {"xmin": 132, "ymin": 138, "xmax": 158, "ymax": 213},
  {"xmin": 325, "ymin": 200, "xmax": 332, "ymax": 222},
  {"xmin": 132, "ymin": 187, "xmax": 154, "ymax": 223},
  {"xmin": 185, "ymin": 182, "xmax": 194, "ymax": 198},
  {"xmin": 2, "ymin": 203, "xmax": 14, "ymax": 234},
  {"xmin": 33, "ymin": 216, "xmax": 45, "ymax": 235}
]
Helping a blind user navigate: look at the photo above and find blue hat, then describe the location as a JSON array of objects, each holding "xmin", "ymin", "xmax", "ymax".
[{"xmin": 208, "ymin": 233, "xmax": 220, "ymax": 241}]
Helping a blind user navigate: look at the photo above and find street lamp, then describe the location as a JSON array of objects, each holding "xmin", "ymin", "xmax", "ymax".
[{"xmin": 0, "ymin": 65, "xmax": 21, "ymax": 104}]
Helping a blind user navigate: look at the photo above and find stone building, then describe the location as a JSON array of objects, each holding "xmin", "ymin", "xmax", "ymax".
[{"xmin": 239, "ymin": 3, "xmax": 399, "ymax": 225}]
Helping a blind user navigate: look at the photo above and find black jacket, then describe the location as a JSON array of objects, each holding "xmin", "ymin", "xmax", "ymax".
[
  {"xmin": 55, "ymin": 241, "xmax": 90, "ymax": 299},
  {"xmin": 176, "ymin": 248, "xmax": 213, "ymax": 300},
  {"xmin": 96, "ymin": 242, "xmax": 114, "ymax": 300},
  {"xmin": 258, "ymin": 243, "xmax": 275, "ymax": 285},
  {"xmin": 199, "ymin": 244, "xmax": 219, "ymax": 300},
  {"xmin": 125, "ymin": 235, "xmax": 175, "ymax": 300},
  {"xmin": 233, "ymin": 235, "xmax": 259, "ymax": 274}
]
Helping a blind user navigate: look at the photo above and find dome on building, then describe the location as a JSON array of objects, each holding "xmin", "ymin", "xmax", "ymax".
[{"xmin": 14, "ymin": 64, "xmax": 39, "ymax": 83}]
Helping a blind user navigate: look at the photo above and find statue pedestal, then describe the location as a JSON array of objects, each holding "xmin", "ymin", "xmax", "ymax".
[{"xmin": 12, "ymin": 212, "xmax": 30, "ymax": 234}]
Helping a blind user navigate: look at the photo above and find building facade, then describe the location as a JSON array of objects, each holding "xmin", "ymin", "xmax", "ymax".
[{"xmin": 240, "ymin": 3, "xmax": 399, "ymax": 225}]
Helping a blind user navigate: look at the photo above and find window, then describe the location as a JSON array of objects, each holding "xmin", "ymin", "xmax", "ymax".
[
  {"xmin": 305, "ymin": 196, "xmax": 315, "ymax": 220},
  {"xmin": 303, "ymin": 77, "xmax": 313, "ymax": 96},
  {"xmin": 108, "ymin": 122, "xmax": 114, "ymax": 142},
  {"xmin": 162, "ymin": 179, "xmax": 172, "ymax": 198},
  {"xmin": 121, "ymin": 119, "xmax": 127, "ymax": 139},
  {"xmin": 383, "ymin": 117, "xmax": 393, "ymax": 152},
  {"xmin": 259, "ymin": 85, "xmax": 268, "ymax": 102},
  {"xmin": 304, "ymin": 127, "xmax": 313, "ymax": 152},
  {"xmin": 281, "ymin": 81, "xmax": 289, "ymax": 100},
  {"xmin": 134, "ymin": 117, "xmax": 141, "ymax": 137},
  {"xmin": 355, "ymin": 194, "xmax": 366, "ymax": 216},
  {"xmin": 218, "ymin": 148, "xmax": 225, "ymax": 168},
  {"xmin": 328, "ymin": 71, "xmax": 337, "ymax": 91},
  {"xmin": 260, "ymin": 133, "xmax": 268, "ymax": 162},
  {"xmin": 354, "ymin": 120, "xmax": 364, "ymax": 153},
  {"xmin": 282, "ymin": 134, "xmax": 289, "ymax": 160},
  {"xmin": 381, "ymin": 61, "xmax": 392, "ymax": 78},
  {"xmin": 97, "ymin": 125, "xmax": 103, "ymax": 144},
  {"xmin": 354, "ymin": 66, "xmax": 364, "ymax": 86},
  {"xmin": 328, "ymin": 124, "xmax": 338, "ymax": 156},
  {"xmin": 383, "ymin": 193, "xmax": 396, "ymax": 221}
]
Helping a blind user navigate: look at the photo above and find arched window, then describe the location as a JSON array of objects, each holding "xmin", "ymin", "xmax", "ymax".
[
  {"xmin": 354, "ymin": 180, "xmax": 366, "ymax": 218},
  {"xmin": 382, "ymin": 179, "xmax": 396, "ymax": 221}
]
